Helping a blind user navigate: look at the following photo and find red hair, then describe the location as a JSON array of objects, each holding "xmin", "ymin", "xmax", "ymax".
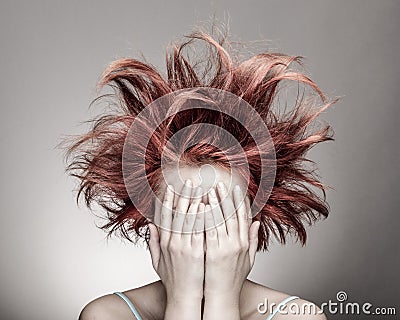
[{"xmin": 61, "ymin": 29, "xmax": 337, "ymax": 251}]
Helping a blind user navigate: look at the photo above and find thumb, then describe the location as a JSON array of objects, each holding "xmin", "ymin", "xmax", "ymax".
[
  {"xmin": 248, "ymin": 221, "xmax": 260, "ymax": 266},
  {"xmin": 148, "ymin": 223, "xmax": 161, "ymax": 270}
]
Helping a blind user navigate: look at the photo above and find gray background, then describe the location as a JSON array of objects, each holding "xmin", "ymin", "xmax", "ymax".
[{"xmin": 0, "ymin": 1, "xmax": 399, "ymax": 319}]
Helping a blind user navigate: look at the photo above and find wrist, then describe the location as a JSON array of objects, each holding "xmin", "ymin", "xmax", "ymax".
[
  {"xmin": 165, "ymin": 296, "xmax": 202, "ymax": 320},
  {"xmin": 204, "ymin": 284, "xmax": 243, "ymax": 305},
  {"xmin": 166, "ymin": 293, "xmax": 203, "ymax": 306},
  {"xmin": 204, "ymin": 291, "xmax": 240, "ymax": 307},
  {"xmin": 203, "ymin": 295, "xmax": 240, "ymax": 320}
]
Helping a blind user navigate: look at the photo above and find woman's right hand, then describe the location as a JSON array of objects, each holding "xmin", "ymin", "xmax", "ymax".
[{"xmin": 148, "ymin": 179, "xmax": 205, "ymax": 318}]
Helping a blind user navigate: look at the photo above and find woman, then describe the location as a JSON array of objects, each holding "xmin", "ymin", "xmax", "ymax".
[{"xmin": 64, "ymin": 28, "xmax": 336, "ymax": 319}]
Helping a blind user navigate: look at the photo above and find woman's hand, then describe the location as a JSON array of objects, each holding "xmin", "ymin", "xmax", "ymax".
[
  {"xmin": 202, "ymin": 182, "xmax": 260, "ymax": 319},
  {"xmin": 148, "ymin": 179, "xmax": 205, "ymax": 320}
]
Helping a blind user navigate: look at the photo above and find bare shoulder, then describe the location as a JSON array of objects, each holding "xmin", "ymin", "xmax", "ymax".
[
  {"xmin": 78, "ymin": 281, "xmax": 163, "ymax": 320},
  {"xmin": 243, "ymin": 280, "xmax": 327, "ymax": 320},
  {"xmin": 78, "ymin": 293, "xmax": 129, "ymax": 320},
  {"xmin": 272, "ymin": 297, "xmax": 327, "ymax": 320}
]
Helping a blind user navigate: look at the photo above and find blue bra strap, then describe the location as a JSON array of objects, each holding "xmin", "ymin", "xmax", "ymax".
[
  {"xmin": 114, "ymin": 292, "xmax": 142, "ymax": 320},
  {"xmin": 266, "ymin": 295, "xmax": 299, "ymax": 320}
]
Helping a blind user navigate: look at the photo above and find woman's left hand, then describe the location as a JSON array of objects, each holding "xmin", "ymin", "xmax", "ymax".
[{"xmin": 202, "ymin": 182, "xmax": 260, "ymax": 318}]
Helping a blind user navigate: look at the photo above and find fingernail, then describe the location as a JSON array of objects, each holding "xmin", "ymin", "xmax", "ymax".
[{"xmin": 195, "ymin": 186, "xmax": 203, "ymax": 197}]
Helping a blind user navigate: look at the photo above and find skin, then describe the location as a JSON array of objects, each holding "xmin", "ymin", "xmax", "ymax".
[{"xmin": 79, "ymin": 165, "xmax": 327, "ymax": 320}]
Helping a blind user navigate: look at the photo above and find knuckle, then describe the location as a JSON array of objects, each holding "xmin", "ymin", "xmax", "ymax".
[
  {"xmin": 241, "ymin": 241, "xmax": 249, "ymax": 252},
  {"xmin": 207, "ymin": 251, "xmax": 218, "ymax": 262},
  {"xmin": 191, "ymin": 248, "xmax": 204, "ymax": 260},
  {"xmin": 168, "ymin": 241, "xmax": 180, "ymax": 254},
  {"xmin": 192, "ymin": 233, "xmax": 203, "ymax": 242},
  {"xmin": 159, "ymin": 239, "xmax": 169, "ymax": 251},
  {"xmin": 231, "ymin": 242, "xmax": 242, "ymax": 254},
  {"xmin": 206, "ymin": 227, "xmax": 217, "ymax": 238}
]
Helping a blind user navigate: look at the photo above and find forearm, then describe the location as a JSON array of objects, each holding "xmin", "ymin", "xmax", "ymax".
[
  {"xmin": 203, "ymin": 294, "xmax": 241, "ymax": 320},
  {"xmin": 164, "ymin": 296, "xmax": 203, "ymax": 320}
]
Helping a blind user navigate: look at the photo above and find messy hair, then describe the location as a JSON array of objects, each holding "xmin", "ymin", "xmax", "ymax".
[{"xmin": 61, "ymin": 28, "xmax": 337, "ymax": 251}]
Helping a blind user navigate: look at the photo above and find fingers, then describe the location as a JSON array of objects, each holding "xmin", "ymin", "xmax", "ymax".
[
  {"xmin": 233, "ymin": 185, "xmax": 249, "ymax": 244},
  {"xmin": 205, "ymin": 203, "xmax": 218, "ymax": 248},
  {"xmin": 192, "ymin": 202, "xmax": 205, "ymax": 248},
  {"xmin": 171, "ymin": 179, "xmax": 193, "ymax": 238},
  {"xmin": 153, "ymin": 195, "xmax": 162, "ymax": 227},
  {"xmin": 148, "ymin": 223, "xmax": 161, "ymax": 269},
  {"xmin": 245, "ymin": 195, "xmax": 253, "ymax": 226},
  {"xmin": 182, "ymin": 186, "xmax": 202, "ymax": 231},
  {"xmin": 208, "ymin": 187, "xmax": 228, "ymax": 243},
  {"xmin": 176, "ymin": 179, "xmax": 193, "ymax": 215},
  {"xmin": 216, "ymin": 181, "xmax": 237, "ymax": 238},
  {"xmin": 159, "ymin": 185, "xmax": 174, "ymax": 247},
  {"xmin": 182, "ymin": 187, "xmax": 203, "ymax": 244},
  {"xmin": 193, "ymin": 202, "xmax": 205, "ymax": 233},
  {"xmin": 249, "ymin": 221, "xmax": 260, "ymax": 266}
]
